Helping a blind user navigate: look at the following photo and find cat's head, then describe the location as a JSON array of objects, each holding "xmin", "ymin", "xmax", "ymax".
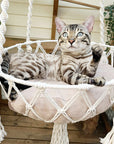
[{"xmin": 55, "ymin": 16, "xmax": 94, "ymax": 57}]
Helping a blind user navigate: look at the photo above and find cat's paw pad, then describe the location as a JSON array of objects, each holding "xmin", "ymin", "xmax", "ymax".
[
  {"xmin": 93, "ymin": 77, "xmax": 105, "ymax": 86},
  {"xmin": 92, "ymin": 44, "xmax": 103, "ymax": 62}
]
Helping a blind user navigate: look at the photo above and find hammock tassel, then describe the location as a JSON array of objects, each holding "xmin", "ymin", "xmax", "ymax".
[
  {"xmin": 50, "ymin": 123, "xmax": 69, "ymax": 144},
  {"xmin": 100, "ymin": 118, "xmax": 114, "ymax": 144},
  {"xmin": 0, "ymin": 117, "xmax": 7, "ymax": 143}
]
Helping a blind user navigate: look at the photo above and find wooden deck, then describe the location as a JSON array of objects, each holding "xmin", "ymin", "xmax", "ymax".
[{"xmin": 0, "ymin": 102, "xmax": 107, "ymax": 144}]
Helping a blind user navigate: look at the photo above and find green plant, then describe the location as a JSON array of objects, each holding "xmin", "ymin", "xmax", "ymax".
[{"xmin": 104, "ymin": 3, "xmax": 114, "ymax": 45}]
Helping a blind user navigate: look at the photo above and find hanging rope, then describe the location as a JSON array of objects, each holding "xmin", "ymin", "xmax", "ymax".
[
  {"xmin": 99, "ymin": 0, "xmax": 108, "ymax": 64},
  {"xmin": 100, "ymin": 0, "xmax": 105, "ymax": 44},
  {"xmin": 50, "ymin": 123, "xmax": 69, "ymax": 144},
  {"xmin": 0, "ymin": 0, "xmax": 9, "ymax": 65},
  {"xmin": 26, "ymin": 0, "xmax": 33, "ymax": 52},
  {"xmin": 0, "ymin": 0, "xmax": 9, "ymax": 142}
]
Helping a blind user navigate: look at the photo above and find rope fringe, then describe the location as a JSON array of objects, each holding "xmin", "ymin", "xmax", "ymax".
[
  {"xmin": 50, "ymin": 123, "xmax": 69, "ymax": 144},
  {"xmin": 0, "ymin": 117, "xmax": 7, "ymax": 143}
]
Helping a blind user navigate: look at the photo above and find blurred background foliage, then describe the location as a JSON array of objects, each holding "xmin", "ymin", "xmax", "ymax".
[{"xmin": 104, "ymin": 3, "xmax": 114, "ymax": 45}]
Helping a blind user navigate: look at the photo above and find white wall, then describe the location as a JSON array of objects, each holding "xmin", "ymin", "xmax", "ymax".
[
  {"xmin": 0, "ymin": 0, "xmax": 113, "ymax": 42},
  {"xmin": 1, "ymin": 0, "xmax": 54, "ymax": 39}
]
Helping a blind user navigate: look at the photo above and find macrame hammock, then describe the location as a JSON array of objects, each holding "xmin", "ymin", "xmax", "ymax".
[{"xmin": 0, "ymin": 0, "xmax": 114, "ymax": 143}]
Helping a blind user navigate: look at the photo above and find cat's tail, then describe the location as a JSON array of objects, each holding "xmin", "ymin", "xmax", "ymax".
[
  {"xmin": 0, "ymin": 52, "xmax": 10, "ymax": 94},
  {"xmin": 1, "ymin": 52, "xmax": 10, "ymax": 74},
  {"xmin": 0, "ymin": 52, "xmax": 31, "ymax": 101}
]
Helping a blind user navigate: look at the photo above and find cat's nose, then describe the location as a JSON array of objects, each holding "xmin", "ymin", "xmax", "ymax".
[{"xmin": 69, "ymin": 39, "xmax": 75, "ymax": 45}]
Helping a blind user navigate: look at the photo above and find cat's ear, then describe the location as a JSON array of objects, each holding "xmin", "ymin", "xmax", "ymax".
[
  {"xmin": 55, "ymin": 17, "xmax": 66, "ymax": 33},
  {"xmin": 83, "ymin": 16, "xmax": 94, "ymax": 33}
]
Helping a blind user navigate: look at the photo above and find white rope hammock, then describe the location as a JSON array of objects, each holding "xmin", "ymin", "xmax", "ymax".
[{"xmin": 0, "ymin": 0, "xmax": 114, "ymax": 144}]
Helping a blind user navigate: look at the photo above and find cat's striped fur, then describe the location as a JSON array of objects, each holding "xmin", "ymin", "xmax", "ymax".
[
  {"xmin": 1, "ymin": 16, "xmax": 105, "ymax": 100},
  {"xmin": 1, "ymin": 52, "xmax": 10, "ymax": 74}
]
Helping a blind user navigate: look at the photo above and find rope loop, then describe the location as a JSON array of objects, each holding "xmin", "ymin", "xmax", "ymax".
[
  {"xmin": 8, "ymin": 80, "xmax": 14, "ymax": 88},
  {"xmin": 38, "ymin": 87, "xmax": 46, "ymax": 93},
  {"xmin": 58, "ymin": 108, "xmax": 65, "ymax": 115},
  {"xmin": 17, "ymin": 44, "xmax": 24, "ymax": 53},
  {"xmin": 37, "ymin": 41, "xmax": 41, "ymax": 46},
  {"xmin": 26, "ymin": 45, "xmax": 32, "ymax": 53},
  {"xmin": 26, "ymin": 103, "xmax": 33, "ymax": 111},
  {"xmin": 87, "ymin": 106, "xmax": 96, "ymax": 117},
  {"xmin": 52, "ymin": 42, "xmax": 59, "ymax": 55},
  {"xmin": 24, "ymin": 103, "xmax": 33, "ymax": 116},
  {"xmin": 36, "ymin": 82, "xmax": 47, "ymax": 89},
  {"xmin": 35, "ymin": 41, "xmax": 41, "ymax": 53}
]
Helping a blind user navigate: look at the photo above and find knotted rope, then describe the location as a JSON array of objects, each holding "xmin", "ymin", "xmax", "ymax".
[
  {"xmin": 0, "ymin": 0, "xmax": 9, "ymax": 142},
  {"xmin": 0, "ymin": 0, "xmax": 9, "ymax": 65},
  {"xmin": 50, "ymin": 123, "xmax": 69, "ymax": 144},
  {"xmin": 26, "ymin": 0, "xmax": 33, "ymax": 53},
  {"xmin": 100, "ymin": 0, "xmax": 105, "ymax": 45}
]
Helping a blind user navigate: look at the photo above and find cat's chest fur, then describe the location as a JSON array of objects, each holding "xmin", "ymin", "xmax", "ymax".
[
  {"xmin": 61, "ymin": 54, "xmax": 92, "ymax": 74},
  {"xmin": 45, "ymin": 54, "xmax": 61, "ymax": 80}
]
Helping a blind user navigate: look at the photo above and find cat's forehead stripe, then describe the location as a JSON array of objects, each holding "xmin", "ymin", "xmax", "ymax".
[{"xmin": 68, "ymin": 24, "xmax": 78, "ymax": 31}]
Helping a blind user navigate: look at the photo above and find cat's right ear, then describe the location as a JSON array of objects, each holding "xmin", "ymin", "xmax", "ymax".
[
  {"xmin": 83, "ymin": 16, "xmax": 94, "ymax": 33},
  {"xmin": 55, "ymin": 17, "xmax": 66, "ymax": 33}
]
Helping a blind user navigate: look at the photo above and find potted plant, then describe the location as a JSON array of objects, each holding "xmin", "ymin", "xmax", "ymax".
[
  {"xmin": 104, "ymin": 3, "xmax": 114, "ymax": 46},
  {"xmin": 104, "ymin": 3, "xmax": 114, "ymax": 128}
]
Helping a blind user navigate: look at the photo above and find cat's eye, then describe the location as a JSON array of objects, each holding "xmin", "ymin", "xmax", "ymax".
[
  {"xmin": 77, "ymin": 32, "xmax": 83, "ymax": 37},
  {"xmin": 63, "ymin": 32, "xmax": 68, "ymax": 37}
]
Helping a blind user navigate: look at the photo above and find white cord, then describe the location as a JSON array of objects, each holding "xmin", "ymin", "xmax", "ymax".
[
  {"xmin": 26, "ymin": 0, "xmax": 33, "ymax": 52},
  {"xmin": 100, "ymin": 0, "xmax": 105, "ymax": 44},
  {"xmin": 0, "ymin": 0, "xmax": 9, "ymax": 64}
]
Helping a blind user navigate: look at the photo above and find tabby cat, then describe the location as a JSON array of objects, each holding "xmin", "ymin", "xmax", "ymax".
[{"xmin": 1, "ymin": 16, "xmax": 105, "ymax": 100}]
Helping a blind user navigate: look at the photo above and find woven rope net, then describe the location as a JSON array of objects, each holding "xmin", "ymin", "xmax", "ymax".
[{"xmin": 0, "ymin": 0, "xmax": 114, "ymax": 144}]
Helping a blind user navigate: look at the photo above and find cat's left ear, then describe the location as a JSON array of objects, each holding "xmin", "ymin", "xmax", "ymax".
[
  {"xmin": 55, "ymin": 17, "xmax": 66, "ymax": 33},
  {"xmin": 83, "ymin": 16, "xmax": 95, "ymax": 33}
]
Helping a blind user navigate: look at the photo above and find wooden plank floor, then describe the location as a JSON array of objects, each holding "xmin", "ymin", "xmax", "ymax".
[{"xmin": 0, "ymin": 103, "xmax": 107, "ymax": 144}]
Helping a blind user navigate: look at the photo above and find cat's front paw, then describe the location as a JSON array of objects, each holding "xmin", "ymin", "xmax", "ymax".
[
  {"xmin": 93, "ymin": 77, "xmax": 105, "ymax": 86},
  {"xmin": 91, "ymin": 44, "xmax": 103, "ymax": 62}
]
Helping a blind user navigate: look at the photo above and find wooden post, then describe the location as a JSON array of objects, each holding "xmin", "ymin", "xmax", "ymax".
[
  {"xmin": 51, "ymin": 0, "xmax": 59, "ymax": 40},
  {"xmin": 61, "ymin": 0, "xmax": 100, "ymax": 9}
]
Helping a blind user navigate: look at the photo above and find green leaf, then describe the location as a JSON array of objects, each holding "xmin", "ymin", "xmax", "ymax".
[{"xmin": 104, "ymin": 3, "xmax": 114, "ymax": 45}]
